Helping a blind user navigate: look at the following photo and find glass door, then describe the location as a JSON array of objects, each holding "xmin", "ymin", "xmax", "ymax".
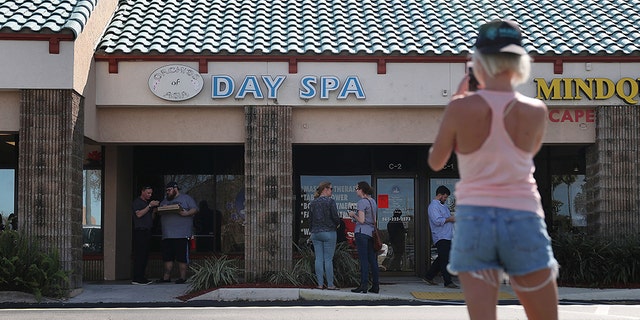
[{"xmin": 376, "ymin": 178, "xmax": 415, "ymax": 272}]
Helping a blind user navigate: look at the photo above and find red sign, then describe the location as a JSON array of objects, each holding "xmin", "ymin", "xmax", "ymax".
[
  {"xmin": 378, "ymin": 194, "xmax": 389, "ymax": 208},
  {"xmin": 548, "ymin": 109, "xmax": 595, "ymax": 123},
  {"xmin": 342, "ymin": 218, "xmax": 356, "ymax": 248}
]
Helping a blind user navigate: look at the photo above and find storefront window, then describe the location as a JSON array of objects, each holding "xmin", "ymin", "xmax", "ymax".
[
  {"xmin": 1, "ymin": 134, "xmax": 18, "ymax": 231},
  {"xmin": 0, "ymin": 169, "xmax": 15, "ymax": 230},
  {"xmin": 132, "ymin": 145, "xmax": 245, "ymax": 255},
  {"xmin": 377, "ymin": 178, "xmax": 415, "ymax": 272},
  {"xmin": 82, "ymin": 155, "xmax": 103, "ymax": 254},
  {"xmin": 83, "ymin": 146, "xmax": 103, "ymax": 254},
  {"xmin": 429, "ymin": 178, "xmax": 459, "ymax": 213},
  {"xmin": 551, "ymin": 174, "xmax": 587, "ymax": 232},
  {"xmin": 83, "ymin": 168, "xmax": 103, "ymax": 253},
  {"xmin": 299, "ymin": 175, "xmax": 370, "ymax": 246},
  {"xmin": 145, "ymin": 174, "xmax": 244, "ymax": 254},
  {"xmin": 217, "ymin": 175, "xmax": 244, "ymax": 254}
]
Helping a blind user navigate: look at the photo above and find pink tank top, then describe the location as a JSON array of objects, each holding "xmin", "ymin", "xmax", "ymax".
[{"xmin": 455, "ymin": 90, "xmax": 544, "ymax": 218}]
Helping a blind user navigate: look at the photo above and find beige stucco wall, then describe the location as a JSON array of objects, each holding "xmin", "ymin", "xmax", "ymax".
[
  {"xmin": 292, "ymin": 107, "xmax": 441, "ymax": 144},
  {"xmin": 96, "ymin": 107, "xmax": 245, "ymax": 143},
  {"xmin": 74, "ymin": 0, "xmax": 119, "ymax": 141},
  {"xmin": 94, "ymin": 59, "xmax": 606, "ymax": 144},
  {"xmin": 0, "ymin": 41, "xmax": 74, "ymax": 89},
  {"xmin": 0, "ymin": 91, "xmax": 20, "ymax": 132}
]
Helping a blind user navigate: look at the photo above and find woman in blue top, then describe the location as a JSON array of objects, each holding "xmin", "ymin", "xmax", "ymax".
[
  {"xmin": 347, "ymin": 181, "xmax": 379, "ymax": 294},
  {"xmin": 309, "ymin": 181, "xmax": 341, "ymax": 290}
]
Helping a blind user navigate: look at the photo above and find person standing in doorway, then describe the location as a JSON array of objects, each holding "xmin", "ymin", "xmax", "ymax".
[
  {"xmin": 347, "ymin": 181, "xmax": 380, "ymax": 294},
  {"xmin": 157, "ymin": 181, "xmax": 198, "ymax": 284},
  {"xmin": 424, "ymin": 185, "xmax": 458, "ymax": 288},
  {"xmin": 428, "ymin": 20, "xmax": 558, "ymax": 320},
  {"xmin": 131, "ymin": 185, "xmax": 159, "ymax": 285},
  {"xmin": 309, "ymin": 181, "xmax": 341, "ymax": 290},
  {"xmin": 386, "ymin": 209, "xmax": 406, "ymax": 271}
]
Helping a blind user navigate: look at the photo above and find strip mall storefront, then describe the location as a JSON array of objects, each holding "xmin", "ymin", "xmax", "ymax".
[
  {"xmin": 2, "ymin": 54, "xmax": 639, "ymax": 284},
  {"xmin": 91, "ymin": 57, "xmax": 640, "ymax": 280},
  {"xmin": 1, "ymin": 5, "xmax": 639, "ymax": 287}
]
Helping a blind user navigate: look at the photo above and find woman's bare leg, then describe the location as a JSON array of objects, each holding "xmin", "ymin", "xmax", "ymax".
[
  {"xmin": 511, "ymin": 268, "xmax": 558, "ymax": 320},
  {"xmin": 458, "ymin": 270, "xmax": 500, "ymax": 320}
]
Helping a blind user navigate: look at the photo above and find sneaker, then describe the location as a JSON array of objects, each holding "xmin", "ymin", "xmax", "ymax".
[
  {"xmin": 155, "ymin": 278, "xmax": 171, "ymax": 283},
  {"xmin": 445, "ymin": 283, "xmax": 460, "ymax": 289},
  {"xmin": 131, "ymin": 279, "xmax": 153, "ymax": 285},
  {"xmin": 174, "ymin": 278, "xmax": 186, "ymax": 284},
  {"xmin": 423, "ymin": 278, "xmax": 438, "ymax": 286}
]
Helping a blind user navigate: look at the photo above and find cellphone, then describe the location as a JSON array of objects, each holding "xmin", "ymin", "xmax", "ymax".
[{"xmin": 468, "ymin": 67, "xmax": 479, "ymax": 91}]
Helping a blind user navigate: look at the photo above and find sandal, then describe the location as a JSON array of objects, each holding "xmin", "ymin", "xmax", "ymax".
[
  {"xmin": 326, "ymin": 286, "xmax": 339, "ymax": 290},
  {"xmin": 314, "ymin": 286, "xmax": 324, "ymax": 289}
]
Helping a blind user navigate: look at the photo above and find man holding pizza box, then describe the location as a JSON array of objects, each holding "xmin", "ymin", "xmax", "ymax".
[{"xmin": 156, "ymin": 181, "xmax": 198, "ymax": 284}]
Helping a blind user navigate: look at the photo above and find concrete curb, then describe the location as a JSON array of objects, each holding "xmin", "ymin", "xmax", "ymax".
[
  {"xmin": 298, "ymin": 288, "xmax": 405, "ymax": 301},
  {"xmin": 191, "ymin": 288, "xmax": 301, "ymax": 301},
  {"xmin": 191, "ymin": 288, "xmax": 411, "ymax": 302}
]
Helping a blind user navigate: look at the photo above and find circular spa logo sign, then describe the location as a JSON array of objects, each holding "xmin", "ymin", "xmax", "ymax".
[{"xmin": 148, "ymin": 64, "xmax": 204, "ymax": 101}]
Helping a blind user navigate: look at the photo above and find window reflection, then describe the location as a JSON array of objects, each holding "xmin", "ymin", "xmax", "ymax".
[
  {"xmin": 83, "ymin": 169, "xmax": 103, "ymax": 253},
  {"xmin": 147, "ymin": 174, "xmax": 245, "ymax": 254},
  {"xmin": 217, "ymin": 175, "xmax": 245, "ymax": 254},
  {"xmin": 0, "ymin": 170, "xmax": 15, "ymax": 231},
  {"xmin": 552, "ymin": 174, "xmax": 586, "ymax": 231},
  {"xmin": 0, "ymin": 134, "xmax": 17, "ymax": 231}
]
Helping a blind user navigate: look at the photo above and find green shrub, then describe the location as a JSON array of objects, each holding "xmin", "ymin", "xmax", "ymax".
[
  {"xmin": 264, "ymin": 243, "xmax": 316, "ymax": 286},
  {"xmin": 552, "ymin": 232, "xmax": 640, "ymax": 287},
  {"xmin": 263, "ymin": 241, "xmax": 360, "ymax": 288},
  {"xmin": 331, "ymin": 242, "xmax": 360, "ymax": 287},
  {"xmin": 0, "ymin": 230, "xmax": 69, "ymax": 300},
  {"xmin": 187, "ymin": 255, "xmax": 241, "ymax": 293}
]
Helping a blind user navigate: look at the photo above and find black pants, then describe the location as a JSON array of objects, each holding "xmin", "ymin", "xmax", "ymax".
[
  {"xmin": 389, "ymin": 241, "xmax": 405, "ymax": 270},
  {"xmin": 425, "ymin": 239, "xmax": 453, "ymax": 285},
  {"xmin": 132, "ymin": 229, "xmax": 152, "ymax": 280}
]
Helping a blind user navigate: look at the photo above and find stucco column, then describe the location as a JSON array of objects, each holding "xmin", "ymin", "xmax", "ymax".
[
  {"xmin": 18, "ymin": 89, "xmax": 84, "ymax": 289},
  {"xmin": 244, "ymin": 105, "xmax": 293, "ymax": 281},
  {"xmin": 586, "ymin": 105, "xmax": 640, "ymax": 240},
  {"xmin": 102, "ymin": 146, "xmax": 133, "ymax": 280}
]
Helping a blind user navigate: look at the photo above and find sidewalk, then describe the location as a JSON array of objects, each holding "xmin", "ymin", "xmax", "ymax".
[{"xmin": 2, "ymin": 276, "xmax": 639, "ymax": 305}]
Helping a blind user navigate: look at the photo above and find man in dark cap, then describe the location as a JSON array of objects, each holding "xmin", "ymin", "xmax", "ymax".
[
  {"xmin": 386, "ymin": 209, "xmax": 407, "ymax": 271},
  {"xmin": 156, "ymin": 181, "xmax": 198, "ymax": 284},
  {"xmin": 131, "ymin": 185, "xmax": 159, "ymax": 285}
]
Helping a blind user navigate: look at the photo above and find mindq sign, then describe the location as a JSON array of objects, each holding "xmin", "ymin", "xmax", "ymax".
[{"xmin": 534, "ymin": 77, "xmax": 640, "ymax": 104}]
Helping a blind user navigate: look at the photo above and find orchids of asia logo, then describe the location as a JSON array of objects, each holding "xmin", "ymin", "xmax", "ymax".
[{"xmin": 148, "ymin": 64, "xmax": 204, "ymax": 101}]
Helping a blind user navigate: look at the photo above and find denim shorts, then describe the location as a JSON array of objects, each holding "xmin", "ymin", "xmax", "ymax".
[{"xmin": 448, "ymin": 205, "xmax": 558, "ymax": 277}]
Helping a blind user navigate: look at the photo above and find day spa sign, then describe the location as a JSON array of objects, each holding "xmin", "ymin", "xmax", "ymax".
[
  {"xmin": 148, "ymin": 64, "xmax": 636, "ymax": 105},
  {"xmin": 148, "ymin": 64, "xmax": 366, "ymax": 101}
]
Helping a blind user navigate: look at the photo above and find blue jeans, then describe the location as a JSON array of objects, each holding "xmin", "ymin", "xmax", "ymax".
[
  {"xmin": 355, "ymin": 232, "xmax": 379, "ymax": 287},
  {"xmin": 311, "ymin": 231, "xmax": 337, "ymax": 287},
  {"xmin": 448, "ymin": 205, "xmax": 557, "ymax": 276}
]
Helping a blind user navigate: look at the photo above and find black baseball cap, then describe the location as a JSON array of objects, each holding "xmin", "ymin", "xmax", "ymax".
[
  {"xmin": 166, "ymin": 181, "xmax": 179, "ymax": 189},
  {"xmin": 474, "ymin": 19, "xmax": 527, "ymax": 55}
]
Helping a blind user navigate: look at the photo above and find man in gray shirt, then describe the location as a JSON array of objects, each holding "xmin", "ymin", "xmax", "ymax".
[{"xmin": 156, "ymin": 181, "xmax": 198, "ymax": 284}]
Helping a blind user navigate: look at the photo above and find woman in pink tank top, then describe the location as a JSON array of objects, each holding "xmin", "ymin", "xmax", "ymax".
[{"xmin": 429, "ymin": 20, "xmax": 558, "ymax": 320}]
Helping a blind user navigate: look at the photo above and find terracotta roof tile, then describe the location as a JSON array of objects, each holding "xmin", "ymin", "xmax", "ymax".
[
  {"xmin": 2, "ymin": 0, "xmax": 639, "ymax": 56},
  {"xmin": 0, "ymin": 0, "xmax": 98, "ymax": 36}
]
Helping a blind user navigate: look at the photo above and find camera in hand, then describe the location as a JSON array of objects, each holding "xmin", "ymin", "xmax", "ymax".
[{"xmin": 468, "ymin": 67, "xmax": 479, "ymax": 91}]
